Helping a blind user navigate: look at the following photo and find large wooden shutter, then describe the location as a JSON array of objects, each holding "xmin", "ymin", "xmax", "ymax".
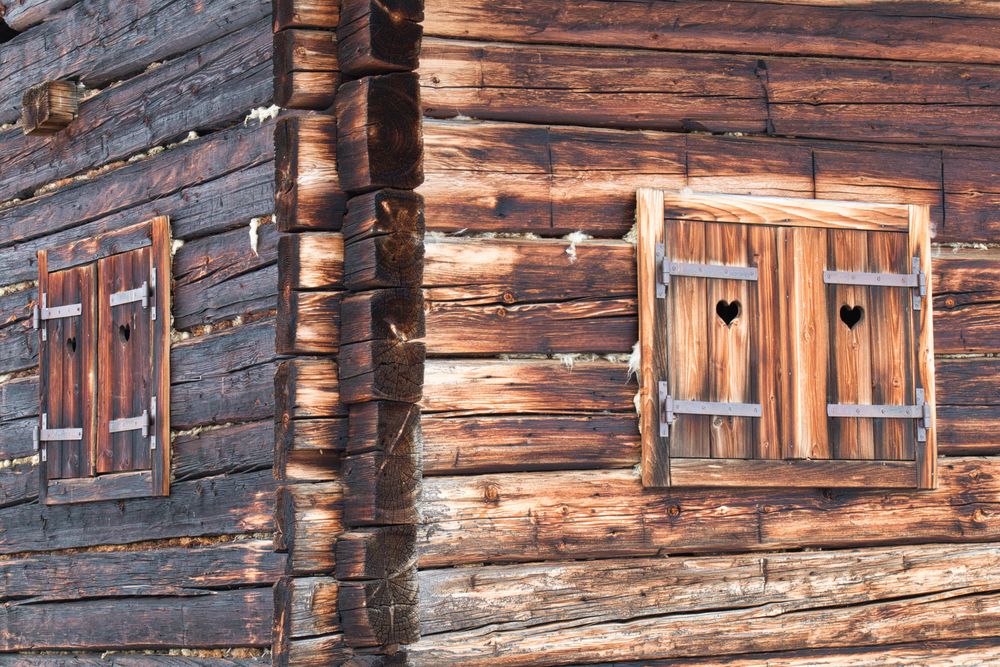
[
  {"xmin": 97, "ymin": 246, "xmax": 153, "ymax": 473},
  {"xmin": 637, "ymin": 191, "xmax": 936, "ymax": 490},
  {"xmin": 37, "ymin": 253, "xmax": 97, "ymax": 480}
]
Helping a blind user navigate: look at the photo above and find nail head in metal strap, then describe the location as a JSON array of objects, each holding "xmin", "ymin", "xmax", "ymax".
[{"xmin": 827, "ymin": 403, "xmax": 923, "ymax": 419}]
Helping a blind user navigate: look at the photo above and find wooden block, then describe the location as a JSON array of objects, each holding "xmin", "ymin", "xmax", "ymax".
[
  {"xmin": 338, "ymin": 0, "xmax": 424, "ymax": 76},
  {"xmin": 340, "ymin": 288, "xmax": 425, "ymax": 346},
  {"xmin": 347, "ymin": 400, "xmax": 422, "ymax": 457},
  {"xmin": 277, "ymin": 290, "xmax": 342, "ymax": 355},
  {"xmin": 278, "ymin": 232, "xmax": 345, "ymax": 292},
  {"xmin": 340, "ymin": 572, "xmax": 419, "ymax": 647},
  {"xmin": 336, "ymin": 73, "xmax": 423, "ymax": 193},
  {"xmin": 273, "ymin": 0, "xmax": 339, "ymax": 31},
  {"xmin": 274, "ymin": 29, "xmax": 340, "ymax": 109},
  {"xmin": 344, "ymin": 232, "xmax": 424, "ymax": 290},
  {"xmin": 275, "ymin": 357, "xmax": 347, "ymax": 420},
  {"xmin": 273, "ymin": 576, "xmax": 340, "ymax": 659},
  {"xmin": 343, "ymin": 189, "xmax": 425, "ymax": 243},
  {"xmin": 275, "ymin": 115, "xmax": 346, "ymax": 231},
  {"xmin": 339, "ymin": 341, "xmax": 425, "ymax": 405},
  {"xmin": 336, "ymin": 525, "xmax": 418, "ymax": 581},
  {"xmin": 274, "ymin": 481, "xmax": 344, "ymax": 574},
  {"xmin": 21, "ymin": 80, "xmax": 78, "ymax": 135},
  {"xmin": 274, "ymin": 417, "xmax": 347, "ymax": 482}
]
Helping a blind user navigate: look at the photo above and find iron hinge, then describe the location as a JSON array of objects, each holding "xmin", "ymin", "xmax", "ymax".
[
  {"xmin": 823, "ymin": 257, "xmax": 925, "ymax": 311},
  {"xmin": 655, "ymin": 244, "xmax": 758, "ymax": 298},
  {"xmin": 37, "ymin": 413, "xmax": 83, "ymax": 460},
  {"xmin": 659, "ymin": 381, "xmax": 763, "ymax": 437},
  {"xmin": 35, "ymin": 292, "xmax": 83, "ymax": 341},
  {"xmin": 827, "ymin": 387, "xmax": 930, "ymax": 442}
]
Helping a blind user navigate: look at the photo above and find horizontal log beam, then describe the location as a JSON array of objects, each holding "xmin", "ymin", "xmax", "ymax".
[
  {"xmin": 277, "ymin": 290, "xmax": 343, "ymax": 355},
  {"xmin": 274, "ymin": 28, "xmax": 339, "ymax": 109},
  {"xmin": 273, "ymin": 576, "xmax": 340, "ymax": 656},
  {"xmin": 275, "ymin": 417, "xmax": 347, "ymax": 482}
]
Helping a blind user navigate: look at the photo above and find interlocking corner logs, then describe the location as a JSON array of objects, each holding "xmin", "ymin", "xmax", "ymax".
[
  {"xmin": 271, "ymin": 0, "xmax": 425, "ymax": 663},
  {"xmin": 21, "ymin": 79, "xmax": 79, "ymax": 135},
  {"xmin": 34, "ymin": 216, "xmax": 171, "ymax": 504},
  {"xmin": 636, "ymin": 190, "xmax": 937, "ymax": 490}
]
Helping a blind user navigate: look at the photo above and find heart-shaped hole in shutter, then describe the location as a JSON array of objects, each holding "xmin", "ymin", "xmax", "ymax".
[
  {"xmin": 66, "ymin": 336, "xmax": 76, "ymax": 353},
  {"xmin": 716, "ymin": 300, "xmax": 741, "ymax": 327},
  {"xmin": 119, "ymin": 323, "xmax": 131, "ymax": 343},
  {"xmin": 840, "ymin": 304, "xmax": 864, "ymax": 329}
]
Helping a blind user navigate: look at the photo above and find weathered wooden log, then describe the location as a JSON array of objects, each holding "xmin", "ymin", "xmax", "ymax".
[
  {"xmin": 339, "ymin": 341, "xmax": 425, "ymax": 404},
  {"xmin": 348, "ymin": 401, "xmax": 422, "ymax": 457},
  {"xmin": 0, "ymin": 0, "xmax": 271, "ymax": 125},
  {"xmin": 275, "ymin": 416, "xmax": 347, "ymax": 481},
  {"xmin": 337, "ymin": 525, "xmax": 418, "ymax": 581},
  {"xmin": 275, "ymin": 357, "xmax": 347, "ymax": 420},
  {"xmin": 275, "ymin": 115, "xmax": 345, "ymax": 232},
  {"xmin": 274, "ymin": 481, "xmax": 343, "ymax": 574},
  {"xmin": 273, "ymin": 0, "xmax": 339, "ymax": 31},
  {"xmin": 343, "ymin": 444, "xmax": 422, "ymax": 526},
  {"xmin": 421, "ymin": 0, "xmax": 1000, "ymax": 66},
  {"xmin": 336, "ymin": 73, "xmax": 423, "ymax": 193},
  {"xmin": 20, "ymin": 79, "xmax": 78, "ymax": 135},
  {"xmin": 273, "ymin": 576, "xmax": 340, "ymax": 659},
  {"xmin": 417, "ymin": 457, "xmax": 1000, "ymax": 568},
  {"xmin": 278, "ymin": 232, "xmax": 345, "ymax": 292},
  {"xmin": 338, "ymin": 0, "xmax": 424, "ymax": 76},
  {"xmin": 342, "ymin": 189, "xmax": 424, "ymax": 243},
  {"xmin": 173, "ymin": 420, "xmax": 274, "ymax": 481},
  {"xmin": 340, "ymin": 572, "xmax": 420, "ymax": 648},
  {"xmin": 0, "ymin": 656, "xmax": 283, "ymax": 666},
  {"xmin": 276, "ymin": 634, "xmax": 354, "ymax": 667},
  {"xmin": 274, "ymin": 28, "xmax": 339, "ymax": 109},
  {"xmin": 0, "ymin": 589, "xmax": 273, "ymax": 651},
  {"xmin": 344, "ymin": 231, "xmax": 424, "ymax": 290},
  {"xmin": 0, "ymin": 0, "xmax": 76, "ymax": 31},
  {"xmin": 341, "ymin": 288, "xmax": 425, "ymax": 345},
  {"xmin": 277, "ymin": 290, "xmax": 343, "ymax": 355},
  {"xmin": 343, "ymin": 655, "xmax": 412, "ymax": 667},
  {"xmin": 172, "ymin": 361, "xmax": 277, "ymax": 430}
]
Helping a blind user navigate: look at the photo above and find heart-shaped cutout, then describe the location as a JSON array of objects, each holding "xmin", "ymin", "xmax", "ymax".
[
  {"xmin": 840, "ymin": 304, "xmax": 864, "ymax": 329},
  {"xmin": 119, "ymin": 323, "xmax": 131, "ymax": 343},
  {"xmin": 66, "ymin": 336, "xmax": 76, "ymax": 353},
  {"xmin": 716, "ymin": 300, "xmax": 741, "ymax": 327}
]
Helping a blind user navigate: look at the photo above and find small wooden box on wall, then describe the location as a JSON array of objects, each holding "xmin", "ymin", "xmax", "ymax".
[{"xmin": 636, "ymin": 190, "xmax": 936, "ymax": 490}]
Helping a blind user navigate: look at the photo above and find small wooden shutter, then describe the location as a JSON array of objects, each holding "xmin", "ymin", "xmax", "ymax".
[
  {"xmin": 637, "ymin": 190, "xmax": 936, "ymax": 490},
  {"xmin": 96, "ymin": 246, "xmax": 154, "ymax": 473},
  {"xmin": 37, "ymin": 253, "xmax": 97, "ymax": 480}
]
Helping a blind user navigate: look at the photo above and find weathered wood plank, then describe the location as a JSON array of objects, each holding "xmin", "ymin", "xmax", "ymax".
[
  {"xmin": 273, "ymin": 576, "xmax": 340, "ymax": 656},
  {"xmin": 0, "ymin": 656, "xmax": 269, "ymax": 666},
  {"xmin": 275, "ymin": 114, "xmax": 345, "ymax": 232},
  {"xmin": 416, "ymin": 457, "xmax": 1000, "ymax": 568},
  {"xmin": 273, "ymin": 0, "xmax": 339, "ymax": 31},
  {"xmin": 0, "ymin": 18, "xmax": 271, "ymax": 203},
  {"xmin": 274, "ymin": 481, "xmax": 343, "ymax": 574},
  {"xmin": 0, "ymin": 0, "xmax": 77, "ymax": 31},
  {"xmin": 275, "ymin": 357, "xmax": 346, "ymax": 420},
  {"xmin": 274, "ymin": 29, "xmax": 339, "ymax": 109},
  {"xmin": 275, "ymin": 417, "xmax": 347, "ymax": 482},
  {"xmin": 422, "ymin": 0, "xmax": 1000, "ymax": 66},
  {"xmin": 0, "ymin": 0, "xmax": 271, "ymax": 125},
  {"xmin": 278, "ymin": 232, "xmax": 345, "ymax": 292},
  {"xmin": 338, "ymin": 0, "xmax": 424, "ymax": 76}
]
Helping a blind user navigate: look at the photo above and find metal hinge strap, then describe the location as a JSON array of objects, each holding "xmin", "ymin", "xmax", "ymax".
[
  {"xmin": 38, "ymin": 413, "xmax": 82, "ymax": 442},
  {"xmin": 109, "ymin": 411, "xmax": 149, "ymax": 437},
  {"xmin": 109, "ymin": 281, "xmax": 149, "ymax": 309},
  {"xmin": 655, "ymin": 244, "xmax": 758, "ymax": 297},
  {"xmin": 659, "ymin": 382, "xmax": 763, "ymax": 437},
  {"xmin": 150, "ymin": 396, "xmax": 157, "ymax": 450},
  {"xmin": 828, "ymin": 387, "xmax": 930, "ymax": 442},
  {"xmin": 824, "ymin": 257, "xmax": 925, "ymax": 311}
]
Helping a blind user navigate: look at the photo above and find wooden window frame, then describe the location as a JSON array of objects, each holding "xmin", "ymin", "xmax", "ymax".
[
  {"xmin": 636, "ymin": 190, "xmax": 937, "ymax": 490},
  {"xmin": 36, "ymin": 217, "xmax": 171, "ymax": 504}
]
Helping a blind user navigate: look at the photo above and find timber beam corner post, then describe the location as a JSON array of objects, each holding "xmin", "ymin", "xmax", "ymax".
[
  {"xmin": 335, "ymin": 0, "xmax": 425, "ymax": 659},
  {"xmin": 21, "ymin": 80, "xmax": 79, "ymax": 135}
]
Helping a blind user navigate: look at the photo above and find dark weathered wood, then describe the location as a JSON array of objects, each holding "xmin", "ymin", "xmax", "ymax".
[
  {"xmin": 0, "ymin": 462, "xmax": 35, "ymax": 509},
  {"xmin": 0, "ymin": 18, "xmax": 271, "ymax": 204},
  {"xmin": 174, "ymin": 419, "xmax": 273, "ymax": 481},
  {"xmin": 341, "ymin": 289, "xmax": 424, "ymax": 345},
  {"xmin": 275, "ymin": 357, "xmax": 347, "ymax": 420},
  {"xmin": 278, "ymin": 232, "xmax": 345, "ymax": 292},
  {"xmin": 275, "ymin": 114, "xmax": 345, "ymax": 232},
  {"xmin": 336, "ymin": 73, "xmax": 423, "ymax": 193},
  {"xmin": 0, "ymin": 655, "xmax": 273, "ymax": 666},
  {"xmin": 273, "ymin": 0, "xmax": 339, "ymax": 31},
  {"xmin": 274, "ymin": 481, "xmax": 344, "ymax": 574},
  {"xmin": 273, "ymin": 576, "xmax": 340, "ymax": 659},
  {"xmin": 0, "ymin": 588, "xmax": 272, "ymax": 651},
  {"xmin": 0, "ymin": 0, "xmax": 77, "ymax": 31},
  {"xmin": 275, "ymin": 417, "xmax": 347, "ymax": 482},
  {"xmin": 343, "ymin": 655, "xmax": 411, "ymax": 667},
  {"xmin": 340, "ymin": 571, "xmax": 420, "ymax": 647},
  {"xmin": 274, "ymin": 29, "xmax": 339, "ymax": 109},
  {"xmin": 0, "ymin": 0, "xmax": 271, "ymax": 125},
  {"xmin": 277, "ymin": 290, "xmax": 342, "ymax": 355},
  {"xmin": 337, "ymin": 525, "xmax": 417, "ymax": 581},
  {"xmin": 339, "ymin": 341, "xmax": 425, "ymax": 405},
  {"xmin": 422, "ymin": 0, "xmax": 1000, "ymax": 66},
  {"xmin": 172, "ymin": 361, "xmax": 277, "ymax": 430},
  {"xmin": 275, "ymin": 633, "xmax": 354, "ymax": 667},
  {"xmin": 343, "ymin": 443, "xmax": 422, "ymax": 526},
  {"xmin": 21, "ymin": 79, "xmax": 78, "ymax": 135},
  {"xmin": 338, "ymin": 0, "xmax": 424, "ymax": 76},
  {"xmin": 344, "ymin": 231, "xmax": 424, "ymax": 290},
  {"xmin": 342, "ymin": 189, "xmax": 424, "ymax": 242}
]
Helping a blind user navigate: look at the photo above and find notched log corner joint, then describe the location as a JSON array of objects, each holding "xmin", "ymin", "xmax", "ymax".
[{"xmin": 22, "ymin": 80, "xmax": 79, "ymax": 136}]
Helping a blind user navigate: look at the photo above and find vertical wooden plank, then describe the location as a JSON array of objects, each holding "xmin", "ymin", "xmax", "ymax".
[
  {"xmin": 868, "ymin": 230, "xmax": 915, "ymax": 461},
  {"xmin": 36, "ymin": 251, "xmax": 50, "ymax": 500},
  {"xmin": 48, "ymin": 269, "xmax": 67, "ymax": 479},
  {"xmin": 130, "ymin": 246, "xmax": 152, "ymax": 471},
  {"xmin": 150, "ymin": 217, "xmax": 172, "ymax": 496},
  {"xmin": 636, "ymin": 188, "xmax": 668, "ymax": 486},
  {"xmin": 827, "ymin": 228, "xmax": 875, "ymax": 460},
  {"xmin": 704, "ymin": 222, "xmax": 753, "ymax": 459},
  {"xmin": 665, "ymin": 218, "xmax": 710, "ymax": 458},
  {"xmin": 909, "ymin": 205, "xmax": 937, "ymax": 489},
  {"xmin": 786, "ymin": 227, "xmax": 831, "ymax": 459},
  {"xmin": 748, "ymin": 225, "xmax": 782, "ymax": 460}
]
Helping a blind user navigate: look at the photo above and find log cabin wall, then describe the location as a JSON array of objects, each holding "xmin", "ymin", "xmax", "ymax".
[
  {"xmin": 0, "ymin": 0, "xmax": 281, "ymax": 662},
  {"xmin": 401, "ymin": 1, "xmax": 1000, "ymax": 665}
]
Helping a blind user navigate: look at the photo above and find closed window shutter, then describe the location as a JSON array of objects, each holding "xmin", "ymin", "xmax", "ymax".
[
  {"xmin": 96, "ymin": 246, "xmax": 153, "ymax": 474},
  {"xmin": 37, "ymin": 253, "xmax": 97, "ymax": 480}
]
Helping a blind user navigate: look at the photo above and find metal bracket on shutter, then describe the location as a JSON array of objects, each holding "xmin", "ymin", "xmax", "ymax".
[
  {"xmin": 109, "ymin": 281, "xmax": 150, "ymax": 310},
  {"xmin": 658, "ymin": 382, "xmax": 763, "ymax": 437},
  {"xmin": 823, "ymin": 257, "xmax": 926, "ymax": 310},
  {"xmin": 35, "ymin": 293, "xmax": 83, "ymax": 341},
  {"xmin": 655, "ymin": 244, "xmax": 758, "ymax": 298},
  {"xmin": 36, "ymin": 413, "xmax": 83, "ymax": 455},
  {"xmin": 149, "ymin": 396, "xmax": 157, "ymax": 450},
  {"xmin": 827, "ymin": 388, "xmax": 930, "ymax": 442},
  {"xmin": 109, "ymin": 410, "xmax": 149, "ymax": 437}
]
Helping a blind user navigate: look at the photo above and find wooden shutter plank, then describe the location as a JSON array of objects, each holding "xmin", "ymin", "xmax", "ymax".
[
  {"xmin": 827, "ymin": 228, "xmax": 875, "ymax": 460},
  {"xmin": 704, "ymin": 222, "xmax": 754, "ymax": 459},
  {"xmin": 909, "ymin": 205, "xmax": 937, "ymax": 489},
  {"xmin": 868, "ymin": 230, "xmax": 916, "ymax": 461},
  {"xmin": 665, "ymin": 218, "xmax": 710, "ymax": 458},
  {"xmin": 748, "ymin": 225, "xmax": 784, "ymax": 460},
  {"xmin": 786, "ymin": 227, "xmax": 831, "ymax": 459},
  {"xmin": 97, "ymin": 246, "xmax": 152, "ymax": 474}
]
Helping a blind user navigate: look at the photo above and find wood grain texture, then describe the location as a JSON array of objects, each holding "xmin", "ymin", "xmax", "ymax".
[
  {"xmin": 20, "ymin": 79, "xmax": 78, "ymax": 136},
  {"xmin": 275, "ymin": 114, "xmax": 345, "ymax": 232},
  {"xmin": 273, "ymin": 0, "xmax": 339, "ymax": 31},
  {"xmin": 274, "ymin": 28, "xmax": 339, "ymax": 109},
  {"xmin": 338, "ymin": 0, "xmax": 424, "ymax": 76},
  {"xmin": 910, "ymin": 205, "xmax": 938, "ymax": 489},
  {"xmin": 274, "ymin": 481, "xmax": 343, "ymax": 574}
]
